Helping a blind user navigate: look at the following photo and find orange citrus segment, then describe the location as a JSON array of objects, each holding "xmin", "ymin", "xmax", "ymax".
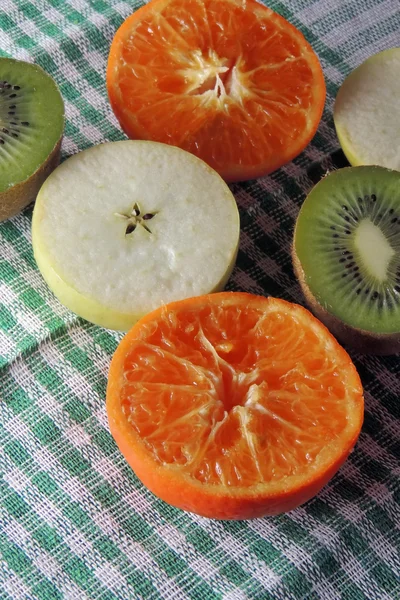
[
  {"xmin": 106, "ymin": 293, "xmax": 363, "ymax": 519},
  {"xmin": 107, "ymin": 0, "xmax": 326, "ymax": 181}
]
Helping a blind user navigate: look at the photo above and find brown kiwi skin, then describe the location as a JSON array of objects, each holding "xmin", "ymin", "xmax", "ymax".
[
  {"xmin": 292, "ymin": 247, "xmax": 400, "ymax": 356},
  {"xmin": 0, "ymin": 138, "xmax": 62, "ymax": 222}
]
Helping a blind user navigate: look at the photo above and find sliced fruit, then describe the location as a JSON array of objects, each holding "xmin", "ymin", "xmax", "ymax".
[
  {"xmin": 106, "ymin": 292, "xmax": 364, "ymax": 519},
  {"xmin": 334, "ymin": 48, "xmax": 400, "ymax": 170},
  {"xmin": 32, "ymin": 141, "xmax": 239, "ymax": 331},
  {"xmin": 0, "ymin": 58, "xmax": 64, "ymax": 221},
  {"xmin": 106, "ymin": 0, "xmax": 326, "ymax": 181},
  {"xmin": 293, "ymin": 166, "xmax": 400, "ymax": 355}
]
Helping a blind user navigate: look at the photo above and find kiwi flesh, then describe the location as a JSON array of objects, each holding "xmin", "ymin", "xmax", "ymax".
[
  {"xmin": 0, "ymin": 58, "xmax": 64, "ymax": 221},
  {"xmin": 293, "ymin": 166, "xmax": 400, "ymax": 355}
]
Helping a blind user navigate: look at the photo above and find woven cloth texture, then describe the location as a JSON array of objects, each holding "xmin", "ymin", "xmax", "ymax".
[{"xmin": 1, "ymin": 1, "xmax": 399, "ymax": 599}]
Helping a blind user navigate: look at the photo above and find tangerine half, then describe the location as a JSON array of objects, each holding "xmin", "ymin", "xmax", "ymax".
[
  {"xmin": 106, "ymin": 0, "xmax": 326, "ymax": 181},
  {"xmin": 106, "ymin": 293, "xmax": 363, "ymax": 519}
]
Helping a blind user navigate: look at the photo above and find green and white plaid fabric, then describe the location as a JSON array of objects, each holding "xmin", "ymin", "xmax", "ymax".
[{"xmin": 1, "ymin": 1, "xmax": 399, "ymax": 598}]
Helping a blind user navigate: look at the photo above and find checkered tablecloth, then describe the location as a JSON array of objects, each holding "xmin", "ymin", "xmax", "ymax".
[{"xmin": 1, "ymin": 1, "xmax": 399, "ymax": 599}]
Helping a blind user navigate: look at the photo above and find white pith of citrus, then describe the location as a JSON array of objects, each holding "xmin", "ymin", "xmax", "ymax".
[
  {"xmin": 32, "ymin": 141, "xmax": 240, "ymax": 330},
  {"xmin": 334, "ymin": 48, "xmax": 400, "ymax": 170}
]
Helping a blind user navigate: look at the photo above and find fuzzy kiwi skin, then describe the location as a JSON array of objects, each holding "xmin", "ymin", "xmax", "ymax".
[
  {"xmin": 0, "ymin": 138, "xmax": 62, "ymax": 222},
  {"xmin": 292, "ymin": 248, "xmax": 400, "ymax": 355}
]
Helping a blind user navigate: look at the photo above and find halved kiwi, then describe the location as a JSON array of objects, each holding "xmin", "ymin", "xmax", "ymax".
[
  {"xmin": 0, "ymin": 58, "xmax": 64, "ymax": 221},
  {"xmin": 293, "ymin": 166, "xmax": 400, "ymax": 355}
]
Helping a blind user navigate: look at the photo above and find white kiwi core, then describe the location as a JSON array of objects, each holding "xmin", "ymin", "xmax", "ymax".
[{"xmin": 354, "ymin": 219, "xmax": 395, "ymax": 282}]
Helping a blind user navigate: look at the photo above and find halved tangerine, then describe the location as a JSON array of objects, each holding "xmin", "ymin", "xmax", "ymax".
[
  {"xmin": 106, "ymin": 293, "xmax": 363, "ymax": 519},
  {"xmin": 106, "ymin": 0, "xmax": 326, "ymax": 181}
]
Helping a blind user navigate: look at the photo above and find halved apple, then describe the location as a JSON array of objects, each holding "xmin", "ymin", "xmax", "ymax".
[
  {"xmin": 32, "ymin": 141, "xmax": 240, "ymax": 330},
  {"xmin": 334, "ymin": 48, "xmax": 400, "ymax": 171}
]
